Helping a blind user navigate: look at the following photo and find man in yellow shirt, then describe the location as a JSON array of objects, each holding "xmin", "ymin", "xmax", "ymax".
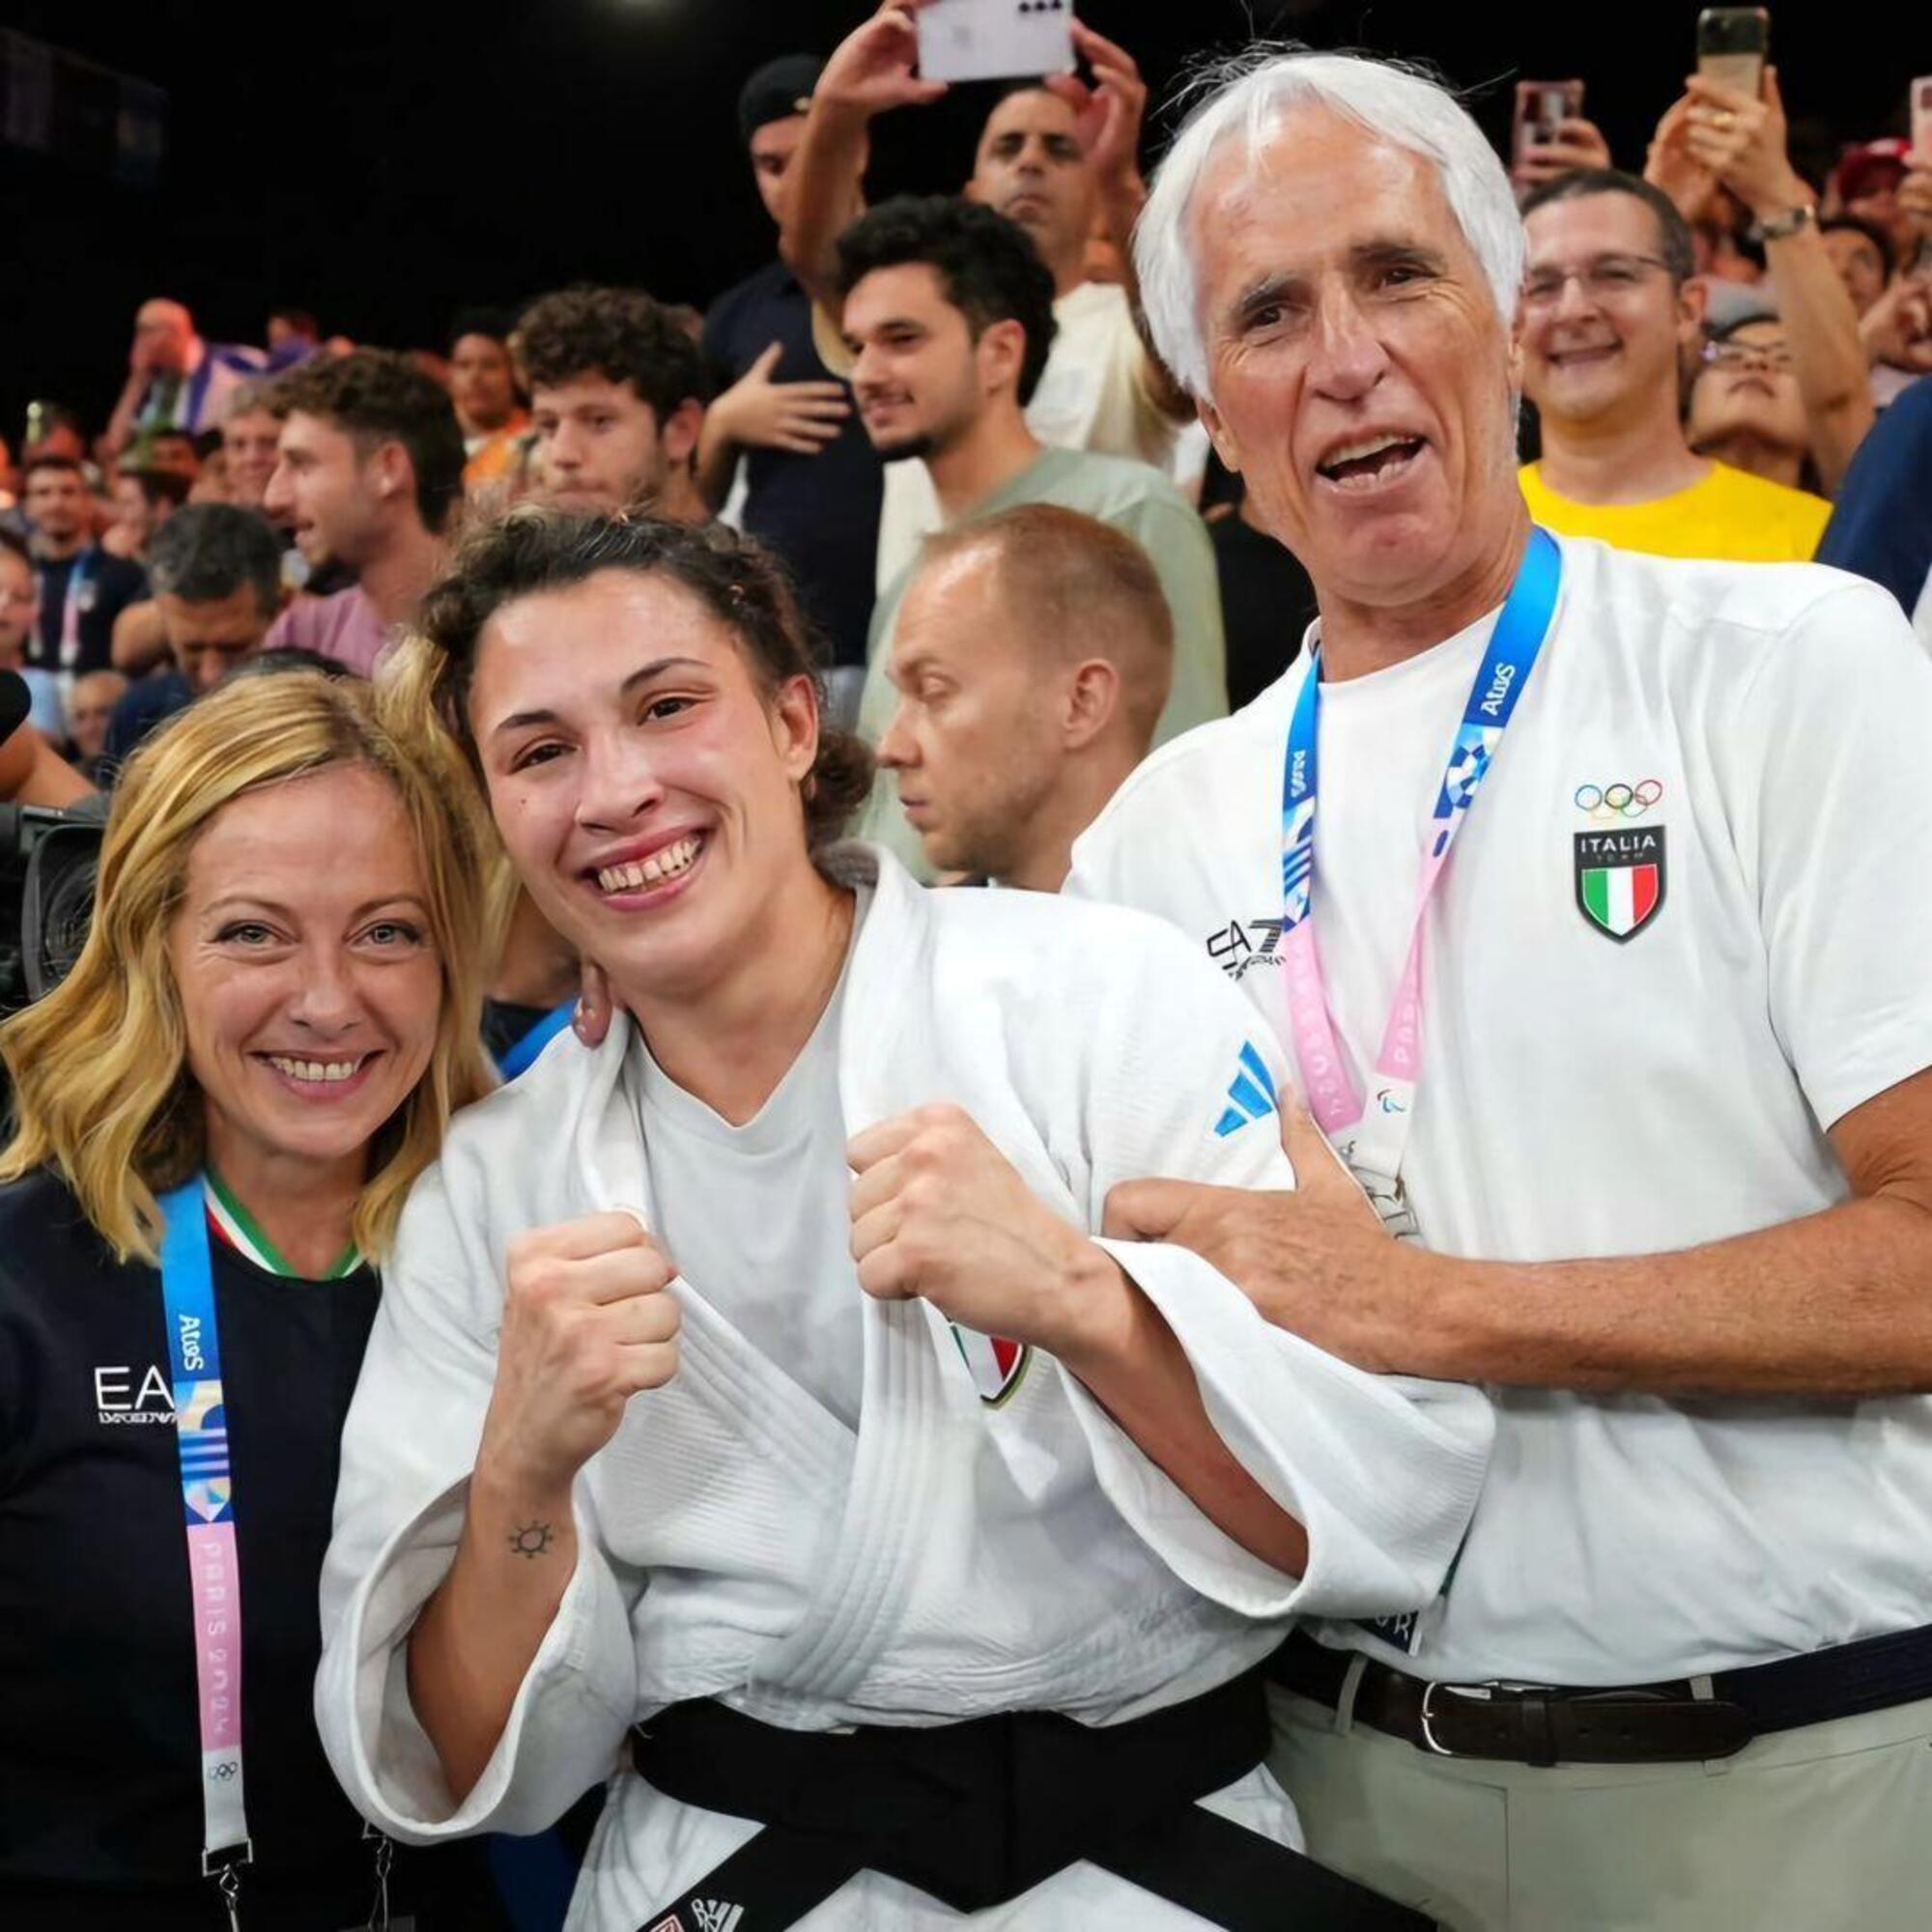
[{"xmin": 1518, "ymin": 170, "xmax": 1829, "ymax": 561}]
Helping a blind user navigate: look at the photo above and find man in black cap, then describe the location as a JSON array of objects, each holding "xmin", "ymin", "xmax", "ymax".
[{"xmin": 700, "ymin": 53, "xmax": 884, "ymax": 715}]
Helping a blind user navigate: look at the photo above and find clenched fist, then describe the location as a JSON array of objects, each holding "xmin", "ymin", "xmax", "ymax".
[
  {"xmin": 476, "ymin": 1212, "xmax": 680, "ymax": 1499},
  {"xmin": 848, "ymin": 1104, "xmax": 1129, "ymax": 1365}
]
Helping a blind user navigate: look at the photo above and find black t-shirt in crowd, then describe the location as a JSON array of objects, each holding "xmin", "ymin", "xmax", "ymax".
[
  {"xmin": 703, "ymin": 259, "xmax": 883, "ymax": 670},
  {"xmin": 1208, "ymin": 509, "xmax": 1319, "ymax": 712},
  {"xmin": 0, "ymin": 1169, "xmax": 502, "ymax": 1930},
  {"xmin": 30, "ymin": 546, "xmax": 150, "ymax": 677}
]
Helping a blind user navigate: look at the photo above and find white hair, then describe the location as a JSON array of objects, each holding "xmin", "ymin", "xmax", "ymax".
[{"xmin": 1135, "ymin": 47, "xmax": 1525, "ymax": 399}]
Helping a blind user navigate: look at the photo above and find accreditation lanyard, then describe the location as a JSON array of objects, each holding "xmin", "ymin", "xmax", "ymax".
[
  {"xmin": 1276, "ymin": 527, "xmax": 1562, "ymax": 1228},
  {"xmin": 156, "ymin": 1177, "xmax": 360, "ymax": 1924},
  {"xmin": 57, "ymin": 549, "xmax": 95, "ymax": 670},
  {"xmin": 158, "ymin": 1175, "xmax": 252, "ymax": 1916}
]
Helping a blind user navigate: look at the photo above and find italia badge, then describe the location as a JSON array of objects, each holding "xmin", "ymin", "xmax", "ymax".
[{"xmin": 1575, "ymin": 824, "xmax": 1665, "ymax": 941}]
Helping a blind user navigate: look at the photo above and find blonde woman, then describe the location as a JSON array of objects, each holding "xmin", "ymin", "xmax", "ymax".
[{"xmin": 0, "ymin": 671, "xmax": 504, "ymax": 1930}]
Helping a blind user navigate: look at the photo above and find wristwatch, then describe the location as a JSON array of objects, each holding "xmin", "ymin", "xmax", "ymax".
[{"xmin": 1753, "ymin": 203, "xmax": 1818, "ymax": 242}]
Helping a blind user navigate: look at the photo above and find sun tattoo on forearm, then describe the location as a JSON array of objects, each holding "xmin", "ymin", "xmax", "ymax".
[{"xmin": 507, "ymin": 1521, "xmax": 554, "ymax": 1559}]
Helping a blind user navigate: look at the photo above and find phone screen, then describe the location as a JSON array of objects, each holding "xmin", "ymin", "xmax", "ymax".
[
  {"xmin": 915, "ymin": 0, "xmax": 1076, "ymax": 87},
  {"xmin": 1513, "ymin": 80, "xmax": 1584, "ymax": 164},
  {"xmin": 1696, "ymin": 8, "xmax": 1770, "ymax": 99}
]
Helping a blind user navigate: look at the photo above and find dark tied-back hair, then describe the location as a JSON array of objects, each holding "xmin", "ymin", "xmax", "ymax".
[
  {"xmin": 410, "ymin": 509, "xmax": 872, "ymax": 851},
  {"xmin": 834, "ymin": 195, "xmax": 1060, "ymax": 406},
  {"xmin": 1520, "ymin": 168, "xmax": 1698, "ymax": 288},
  {"xmin": 267, "ymin": 349, "xmax": 467, "ymax": 534},
  {"xmin": 515, "ymin": 286, "xmax": 710, "ymax": 425}
]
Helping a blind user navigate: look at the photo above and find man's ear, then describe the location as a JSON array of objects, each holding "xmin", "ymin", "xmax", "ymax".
[
  {"xmin": 1198, "ymin": 394, "xmax": 1241, "ymax": 474},
  {"xmin": 979, "ymin": 317, "xmax": 1029, "ymax": 400},
  {"xmin": 1677, "ymin": 274, "xmax": 1711, "ymax": 347},
  {"xmin": 370, "ymin": 438, "xmax": 414, "ymax": 507},
  {"xmin": 1062, "ymin": 658, "xmax": 1121, "ymax": 749},
  {"xmin": 664, "ymin": 397, "xmax": 704, "ymax": 468}
]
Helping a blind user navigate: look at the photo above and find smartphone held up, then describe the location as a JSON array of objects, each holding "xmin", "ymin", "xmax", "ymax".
[
  {"xmin": 915, "ymin": 0, "xmax": 1076, "ymax": 87},
  {"xmin": 1513, "ymin": 79, "xmax": 1585, "ymax": 172},
  {"xmin": 1696, "ymin": 7, "xmax": 1770, "ymax": 100}
]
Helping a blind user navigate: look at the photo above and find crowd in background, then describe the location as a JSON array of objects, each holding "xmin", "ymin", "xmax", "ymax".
[
  {"xmin": 4, "ymin": 12, "xmax": 1932, "ymax": 1932},
  {"xmin": 2, "ymin": 14, "xmax": 1928, "ymax": 854}
]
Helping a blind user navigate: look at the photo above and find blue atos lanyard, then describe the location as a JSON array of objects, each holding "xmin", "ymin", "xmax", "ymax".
[
  {"xmin": 57, "ymin": 549, "xmax": 96, "ymax": 671},
  {"xmin": 159, "ymin": 1179, "xmax": 395, "ymax": 1930},
  {"xmin": 158, "ymin": 1177, "xmax": 252, "ymax": 1920},
  {"xmin": 1276, "ymin": 526, "xmax": 1562, "ymax": 1232}
]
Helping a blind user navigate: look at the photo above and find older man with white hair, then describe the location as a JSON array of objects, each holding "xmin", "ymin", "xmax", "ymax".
[{"xmin": 1072, "ymin": 45, "xmax": 1932, "ymax": 1932}]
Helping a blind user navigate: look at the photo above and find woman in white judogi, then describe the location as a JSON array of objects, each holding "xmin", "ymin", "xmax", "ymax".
[{"xmin": 317, "ymin": 511, "xmax": 1492, "ymax": 1930}]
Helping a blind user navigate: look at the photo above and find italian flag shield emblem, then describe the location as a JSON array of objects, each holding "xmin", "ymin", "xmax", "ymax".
[{"xmin": 1575, "ymin": 826, "xmax": 1665, "ymax": 942}]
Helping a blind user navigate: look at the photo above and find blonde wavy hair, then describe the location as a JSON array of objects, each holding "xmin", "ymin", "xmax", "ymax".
[{"xmin": 0, "ymin": 670, "xmax": 495, "ymax": 1264}]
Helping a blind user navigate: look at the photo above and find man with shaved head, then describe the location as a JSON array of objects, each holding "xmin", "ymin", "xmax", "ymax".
[
  {"xmin": 1069, "ymin": 43, "xmax": 1932, "ymax": 1931},
  {"xmin": 876, "ymin": 503, "xmax": 1172, "ymax": 891},
  {"xmin": 103, "ymin": 298, "xmax": 267, "ymax": 460}
]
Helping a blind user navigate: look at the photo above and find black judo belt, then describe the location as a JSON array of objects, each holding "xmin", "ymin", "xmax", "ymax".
[{"xmin": 629, "ymin": 1663, "xmax": 1431, "ymax": 1930}]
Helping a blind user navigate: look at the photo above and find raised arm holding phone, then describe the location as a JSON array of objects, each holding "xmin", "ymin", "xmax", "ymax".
[{"xmin": 1647, "ymin": 60, "xmax": 1873, "ymax": 491}]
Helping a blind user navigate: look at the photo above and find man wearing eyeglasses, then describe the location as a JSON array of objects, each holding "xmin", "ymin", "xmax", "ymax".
[{"xmin": 1518, "ymin": 169, "xmax": 1831, "ymax": 559}]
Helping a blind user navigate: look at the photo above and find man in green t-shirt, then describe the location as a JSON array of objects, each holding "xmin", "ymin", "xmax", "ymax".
[{"xmin": 831, "ymin": 195, "xmax": 1226, "ymax": 868}]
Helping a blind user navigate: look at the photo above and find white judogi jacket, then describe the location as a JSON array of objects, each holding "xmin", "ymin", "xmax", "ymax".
[{"xmin": 318, "ymin": 847, "xmax": 1492, "ymax": 1929}]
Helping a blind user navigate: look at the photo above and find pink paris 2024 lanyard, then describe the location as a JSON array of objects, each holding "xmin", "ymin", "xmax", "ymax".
[{"xmin": 1275, "ymin": 526, "xmax": 1562, "ymax": 1238}]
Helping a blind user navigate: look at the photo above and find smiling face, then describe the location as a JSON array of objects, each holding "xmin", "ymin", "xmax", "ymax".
[
  {"xmin": 1520, "ymin": 190, "xmax": 1700, "ymax": 435},
  {"xmin": 166, "ymin": 764, "xmax": 443, "ymax": 1187},
  {"xmin": 1192, "ymin": 107, "xmax": 1521, "ymax": 612},
  {"xmin": 222, "ymin": 407, "xmax": 283, "ymax": 511},
  {"xmin": 843, "ymin": 264, "xmax": 1010, "ymax": 464},
  {"xmin": 467, "ymin": 569, "xmax": 819, "ymax": 1005},
  {"xmin": 969, "ymin": 90, "xmax": 1094, "ymax": 282}
]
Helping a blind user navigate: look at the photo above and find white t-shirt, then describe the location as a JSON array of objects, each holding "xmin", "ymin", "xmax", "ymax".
[
  {"xmin": 869, "ymin": 280, "xmax": 1180, "ymax": 591},
  {"xmin": 627, "ymin": 897, "xmax": 867, "ymax": 1430},
  {"xmin": 1070, "ymin": 533, "xmax": 1932, "ymax": 1686}
]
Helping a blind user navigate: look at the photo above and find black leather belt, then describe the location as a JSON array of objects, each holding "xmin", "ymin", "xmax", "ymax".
[
  {"xmin": 1271, "ymin": 1621, "xmax": 1932, "ymax": 1766},
  {"xmin": 630, "ymin": 1663, "xmax": 1433, "ymax": 1929}
]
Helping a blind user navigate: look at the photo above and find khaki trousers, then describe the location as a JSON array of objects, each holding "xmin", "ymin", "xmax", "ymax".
[{"xmin": 1270, "ymin": 1682, "xmax": 1932, "ymax": 1931}]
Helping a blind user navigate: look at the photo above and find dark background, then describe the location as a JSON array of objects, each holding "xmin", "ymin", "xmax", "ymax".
[{"xmin": 1, "ymin": 0, "xmax": 1917, "ymax": 446}]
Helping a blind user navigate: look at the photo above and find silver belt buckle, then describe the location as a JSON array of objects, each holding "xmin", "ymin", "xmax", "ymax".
[{"xmin": 1418, "ymin": 1680, "xmax": 1495, "ymax": 1756}]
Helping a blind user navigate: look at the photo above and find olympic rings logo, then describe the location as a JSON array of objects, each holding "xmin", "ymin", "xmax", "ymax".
[{"xmin": 1574, "ymin": 779, "xmax": 1662, "ymax": 820}]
